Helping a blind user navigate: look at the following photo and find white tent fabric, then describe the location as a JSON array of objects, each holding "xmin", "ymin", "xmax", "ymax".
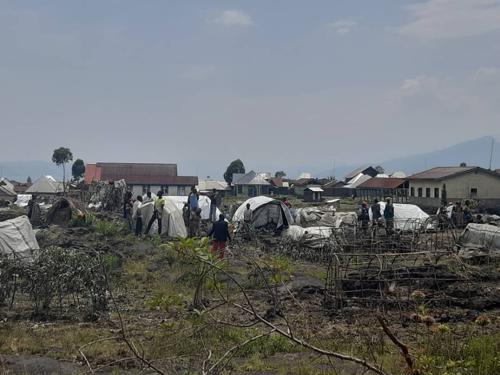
[
  {"xmin": 26, "ymin": 176, "xmax": 63, "ymax": 194},
  {"xmin": 284, "ymin": 225, "xmax": 335, "ymax": 248},
  {"xmin": 369, "ymin": 202, "xmax": 430, "ymax": 230},
  {"xmin": 15, "ymin": 194, "xmax": 32, "ymax": 207},
  {"xmin": 233, "ymin": 196, "xmax": 293, "ymax": 230},
  {"xmin": 457, "ymin": 223, "xmax": 500, "ymax": 252},
  {"xmin": 167, "ymin": 195, "xmax": 222, "ymax": 220},
  {"xmin": 0, "ymin": 216, "xmax": 38, "ymax": 261},
  {"xmin": 141, "ymin": 199, "xmax": 187, "ymax": 238}
]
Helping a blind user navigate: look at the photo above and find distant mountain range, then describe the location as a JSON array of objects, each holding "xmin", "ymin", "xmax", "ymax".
[
  {"xmin": 1, "ymin": 136, "xmax": 499, "ymax": 182},
  {"xmin": 317, "ymin": 136, "xmax": 500, "ymax": 179}
]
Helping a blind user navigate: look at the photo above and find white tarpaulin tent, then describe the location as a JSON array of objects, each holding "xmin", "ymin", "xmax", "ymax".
[
  {"xmin": 15, "ymin": 194, "xmax": 32, "ymax": 208},
  {"xmin": 233, "ymin": 196, "xmax": 293, "ymax": 230},
  {"xmin": 26, "ymin": 175, "xmax": 63, "ymax": 194},
  {"xmin": 284, "ymin": 225, "xmax": 335, "ymax": 248},
  {"xmin": 167, "ymin": 195, "xmax": 222, "ymax": 220},
  {"xmin": 457, "ymin": 223, "xmax": 500, "ymax": 253},
  {"xmin": 141, "ymin": 199, "xmax": 187, "ymax": 238},
  {"xmin": 369, "ymin": 202, "xmax": 430, "ymax": 230},
  {"xmin": 0, "ymin": 216, "xmax": 38, "ymax": 261}
]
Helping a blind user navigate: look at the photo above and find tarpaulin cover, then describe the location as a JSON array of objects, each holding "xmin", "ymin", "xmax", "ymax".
[
  {"xmin": 141, "ymin": 199, "xmax": 187, "ymax": 238},
  {"xmin": 294, "ymin": 207, "xmax": 337, "ymax": 227},
  {"xmin": 233, "ymin": 196, "xmax": 293, "ymax": 230},
  {"xmin": 369, "ymin": 202, "xmax": 430, "ymax": 230},
  {"xmin": 457, "ymin": 223, "xmax": 500, "ymax": 252},
  {"xmin": 14, "ymin": 194, "xmax": 32, "ymax": 208},
  {"xmin": 284, "ymin": 225, "xmax": 335, "ymax": 248},
  {"xmin": 0, "ymin": 215, "xmax": 38, "ymax": 261}
]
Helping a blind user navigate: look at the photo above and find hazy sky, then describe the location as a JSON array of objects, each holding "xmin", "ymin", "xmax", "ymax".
[{"xmin": 1, "ymin": 0, "xmax": 500, "ymax": 177}]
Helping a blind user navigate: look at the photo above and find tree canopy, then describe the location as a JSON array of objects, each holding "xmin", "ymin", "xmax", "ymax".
[
  {"xmin": 52, "ymin": 147, "xmax": 73, "ymax": 166},
  {"xmin": 223, "ymin": 159, "xmax": 245, "ymax": 184},
  {"xmin": 72, "ymin": 159, "xmax": 86, "ymax": 181}
]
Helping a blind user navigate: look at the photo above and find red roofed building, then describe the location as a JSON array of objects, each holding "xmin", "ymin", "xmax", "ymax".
[
  {"xmin": 85, "ymin": 162, "xmax": 198, "ymax": 196},
  {"xmin": 357, "ymin": 177, "xmax": 409, "ymax": 203}
]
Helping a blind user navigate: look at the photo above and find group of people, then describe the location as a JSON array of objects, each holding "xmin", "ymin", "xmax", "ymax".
[
  {"xmin": 438, "ymin": 200, "xmax": 474, "ymax": 229},
  {"xmin": 358, "ymin": 197, "xmax": 395, "ymax": 234},
  {"xmin": 123, "ymin": 187, "xmax": 230, "ymax": 257}
]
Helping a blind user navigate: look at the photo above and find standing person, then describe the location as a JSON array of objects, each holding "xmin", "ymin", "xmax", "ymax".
[
  {"xmin": 454, "ymin": 202, "xmax": 464, "ymax": 228},
  {"xmin": 463, "ymin": 201, "xmax": 473, "ymax": 226},
  {"xmin": 208, "ymin": 214, "xmax": 231, "ymax": 258},
  {"xmin": 209, "ymin": 188, "xmax": 218, "ymax": 222},
  {"xmin": 282, "ymin": 196, "xmax": 292, "ymax": 209},
  {"xmin": 371, "ymin": 199, "xmax": 381, "ymax": 226},
  {"xmin": 124, "ymin": 191, "xmax": 133, "ymax": 229},
  {"xmin": 146, "ymin": 191, "xmax": 165, "ymax": 235},
  {"xmin": 358, "ymin": 202, "xmax": 370, "ymax": 233},
  {"xmin": 189, "ymin": 207, "xmax": 202, "ymax": 237},
  {"xmin": 143, "ymin": 191, "xmax": 153, "ymax": 204},
  {"xmin": 187, "ymin": 186, "xmax": 199, "ymax": 221},
  {"xmin": 132, "ymin": 195, "xmax": 143, "ymax": 236},
  {"xmin": 384, "ymin": 198, "xmax": 395, "ymax": 235}
]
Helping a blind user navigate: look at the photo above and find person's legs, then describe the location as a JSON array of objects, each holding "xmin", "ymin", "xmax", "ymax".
[
  {"xmin": 157, "ymin": 217, "xmax": 162, "ymax": 235},
  {"xmin": 135, "ymin": 217, "xmax": 142, "ymax": 236},
  {"xmin": 146, "ymin": 211, "xmax": 157, "ymax": 234},
  {"xmin": 218, "ymin": 240, "xmax": 226, "ymax": 258}
]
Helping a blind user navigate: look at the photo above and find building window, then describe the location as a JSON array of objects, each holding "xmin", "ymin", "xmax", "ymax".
[
  {"xmin": 434, "ymin": 188, "xmax": 439, "ymax": 198},
  {"xmin": 142, "ymin": 185, "xmax": 150, "ymax": 194},
  {"xmin": 178, "ymin": 186, "xmax": 187, "ymax": 196},
  {"xmin": 410, "ymin": 187, "xmax": 415, "ymax": 197},
  {"xmin": 237, "ymin": 185, "xmax": 243, "ymax": 194},
  {"xmin": 417, "ymin": 188, "xmax": 422, "ymax": 197},
  {"xmin": 425, "ymin": 188, "xmax": 431, "ymax": 197},
  {"xmin": 470, "ymin": 188, "xmax": 478, "ymax": 198}
]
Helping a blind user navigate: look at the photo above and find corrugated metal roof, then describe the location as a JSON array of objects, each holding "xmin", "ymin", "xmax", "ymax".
[
  {"xmin": 306, "ymin": 187, "xmax": 324, "ymax": 192},
  {"xmin": 358, "ymin": 177, "xmax": 406, "ymax": 189},
  {"xmin": 408, "ymin": 166, "xmax": 476, "ymax": 180}
]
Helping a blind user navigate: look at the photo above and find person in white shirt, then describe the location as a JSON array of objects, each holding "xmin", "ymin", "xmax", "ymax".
[{"xmin": 132, "ymin": 195, "xmax": 143, "ymax": 236}]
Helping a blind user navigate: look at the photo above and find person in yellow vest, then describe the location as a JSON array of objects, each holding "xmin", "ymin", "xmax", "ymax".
[{"xmin": 146, "ymin": 191, "xmax": 166, "ymax": 235}]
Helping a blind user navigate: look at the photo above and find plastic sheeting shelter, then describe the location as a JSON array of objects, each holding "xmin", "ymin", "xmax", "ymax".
[
  {"xmin": 0, "ymin": 216, "xmax": 38, "ymax": 261},
  {"xmin": 457, "ymin": 224, "xmax": 500, "ymax": 252},
  {"xmin": 141, "ymin": 199, "xmax": 187, "ymax": 238},
  {"xmin": 369, "ymin": 202, "xmax": 430, "ymax": 231},
  {"xmin": 233, "ymin": 196, "xmax": 293, "ymax": 230},
  {"xmin": 284, "ymin": 225, "xmax": 334, "ymax": 248},
  {"xmin": 167, "ymin": 195, "xmax": 222, "ymax": 220},
  {"xmin": 14, "ymin": 194, "xmax": 32, "ymax": 208}
]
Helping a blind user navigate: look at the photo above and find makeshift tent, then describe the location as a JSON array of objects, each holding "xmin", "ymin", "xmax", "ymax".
[
  {"xmin": 141, "ymin": 198, "xmax": 187, "ymax": 238},
  {"xmin": 457, "ymin": 224, "xmax": 500, "ymax": 253},
  {"xmin": 0, "ymin": 216, "xmax": 38, "ymax": 261},
  {"xmin": 26, "ymin": 175, "xmax": 63, "ymax": 194},
  {"xmin": 284, "ymin": 225, "xmax": 335, "ymax": 248},
  {"xmin": 46, "ymin": 197, "xmax": 86, "ymax": 225},
  {"xmin": 294, "ymin": 207, "xmax": 337, "ymax": 227},
  {"xmin": 233, "ymin": 196, "xmax": 293, "ymax": 230},
  {"xmin": 369, "ymin": 202, "xmax": 430, "ymax": 230},
  {"xmin": 167, "ymin": 195, "xmax": 222, "ymax": 220}
]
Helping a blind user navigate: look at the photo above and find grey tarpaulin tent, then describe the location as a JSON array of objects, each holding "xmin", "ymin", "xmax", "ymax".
[
  {"xmin": 0, "ymin": 216, "xmax": 38, "ymax": 261},
  {"xmin": 233, "ymin": 196, "xmax": 293, "ymax": 231}
]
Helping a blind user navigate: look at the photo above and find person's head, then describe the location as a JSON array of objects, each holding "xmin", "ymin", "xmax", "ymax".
[
  {"xmin": 137, "ymin": 195, "xmax": 143, "ymax": 202},
  {"xmin": 246, "ymin": 203, "xmax": 251, "ymax": 209},
  {"xmin": 362, "ymin": 202, "xmax": 367, "ymax": 208},
  {"xmin": 196, "ymin": 207, "xmax": 202, "ymax": 215},
  {"xmin": 191, "ymin": 186, "xmax": 196, "ymax": 192},
  {"xmin": 212, "ymin": 188, "xmax": 216, "ymax": 193},
  {"xmin": 374, "ymin": 199, "xmax": 378, "ymax": 204},
  {"xmin": 385, "ymin": 197, "xmax": 391, "ymax": 204},
  {"xmin": 147, "ymin": 191, "xmax": 151, "ymax": 198},
  {"xmin": 219, "ymin": 214, "xmax": 225, "ymax": 221},
  {"xmin": 158, "ymin": 191, "xmax": 163, "ymax": 198}
]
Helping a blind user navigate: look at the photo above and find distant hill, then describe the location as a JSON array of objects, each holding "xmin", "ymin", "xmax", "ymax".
[
  {"xmin": 0, "ymin": 161, "xmax": 63, "ymax": 182},
  {"xmin": 316, "ymin": 136, "xmax": 500, "ymax": 179}
]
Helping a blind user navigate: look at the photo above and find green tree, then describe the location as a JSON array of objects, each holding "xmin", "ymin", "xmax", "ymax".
[
  {"xmin": 71, "ymin": 159, "xmax": 85, "ymax": 181},
  {"xmin": 274, "ymin": 171, "xmax": 286, "ymax": 178},
  {"xmin": 52, "ymin": 147, "xmax": 73, "ymax": 192},
  {"xmin": 223, "ymin": 159, "xmax": 245, "ymax": 184}
]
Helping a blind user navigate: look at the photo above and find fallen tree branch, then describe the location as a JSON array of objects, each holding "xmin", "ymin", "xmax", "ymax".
[{"xmin": 376, "ymin": 315, "xmax": 418, "ymax": 375}]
